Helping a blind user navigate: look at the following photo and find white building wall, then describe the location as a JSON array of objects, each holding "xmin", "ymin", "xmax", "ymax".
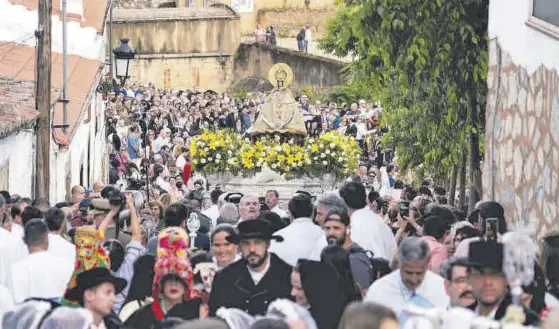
[
  {"xmin": 0, "ymin": 131, "xmax": 35, "ymax": 197},
  {"xmin": 489, "ymin": 0, "xmax": 559, "ymax": 73},
  {"xmin": 0, "ymin": 0, "xmax": 108, "ymax": 203},
  {"xmin": 0, "ymin": 0, "xmax": 105, "ymax": 61}
]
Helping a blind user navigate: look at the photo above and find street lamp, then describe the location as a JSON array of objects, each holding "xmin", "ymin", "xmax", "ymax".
[{"xmin": 112, "ymin": 38, "xmax": 136, "ymax": 86}]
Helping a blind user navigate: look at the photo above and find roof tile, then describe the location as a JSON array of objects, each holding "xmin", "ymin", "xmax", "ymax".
[{"xmin": 0, "ymin": 44, "xmax": 101, "ymax": 145}]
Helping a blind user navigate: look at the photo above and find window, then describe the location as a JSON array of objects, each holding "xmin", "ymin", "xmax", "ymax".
[
  {"xmin": 527, "ymin": 0, "xmax": 559, "ymax": 40},
  {"xmin": 533, "ymin": 0, "xmax": 559, "ymax": 27}
]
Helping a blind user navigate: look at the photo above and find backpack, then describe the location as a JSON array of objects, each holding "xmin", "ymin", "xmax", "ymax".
[{"xmin": 349, "ymin": 246, "xmax": 390, "ymax": 285}]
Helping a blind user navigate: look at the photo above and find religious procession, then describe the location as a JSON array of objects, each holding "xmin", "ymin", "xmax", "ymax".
[{"xmin": 1, "ymin": 57, "xmax": 558, "ymax": 329}]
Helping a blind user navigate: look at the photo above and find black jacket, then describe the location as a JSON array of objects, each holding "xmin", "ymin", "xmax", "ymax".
[
  {"xmin": 125, "ymin": 298, "xmax": 202, "ymax": 329},
  {"xmin": 467, "ymin": 294, "xmax": 540, "ymax": 326},
  {"xmin": 208, "ymin": 253, "xmax": 292, "ymax": 316}
]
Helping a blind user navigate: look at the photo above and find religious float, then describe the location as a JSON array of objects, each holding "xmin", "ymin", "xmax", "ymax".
[{"xmin": 189, "ymin": 63, "xmax": 361, "ymax": 199}]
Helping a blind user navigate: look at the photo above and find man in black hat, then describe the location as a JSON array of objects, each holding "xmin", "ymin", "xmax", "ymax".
[
  {"xmin": 466, "ymin": 240, "xmax": 539, "ymax": 325},
  {"xmin": 64, "ymin": 267, "xmax": 127, "ymax": 328},
  {"xmin": 208, "ymin": 220, "xmax": 292, "ymax": 316}
]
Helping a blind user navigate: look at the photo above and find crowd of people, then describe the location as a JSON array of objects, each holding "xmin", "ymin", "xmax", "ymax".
[{"xmin": 1, "ymin": 82, "xmax": 558, "ymax": 329}]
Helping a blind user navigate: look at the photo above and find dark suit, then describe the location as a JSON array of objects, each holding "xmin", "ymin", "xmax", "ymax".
[
  {"xmin": 467, "ymin": 294, "xmax": 540, "ymax": 326},
  {"xmin": 209, "ymin": 253, "xmax": 292, "ymax": 316}
]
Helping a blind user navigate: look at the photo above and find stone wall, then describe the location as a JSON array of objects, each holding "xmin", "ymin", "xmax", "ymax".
[
  {"xmin": 483, "ymin": 38, "xmax": 559, "ymax": 236},
  {"xmin": 257, "ymin": 7, "xmax": 334, "ymax": 37},
  {"xmin": 129, "ymin": 55, "xmax": 233, "ymax": 92},
  {"xmin": 109, "ymin": 8, "xmax": 240, "ymax": 54},
  {"xmin": 233, "ymin": 41, "xmax": 343, "ymax": 89},
  {"xmin": 114, "ymin": 0, "xmax": 174, "ymax": 9}
]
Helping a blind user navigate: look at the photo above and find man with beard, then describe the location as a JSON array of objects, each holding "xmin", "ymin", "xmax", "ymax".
[
  {"xmin": 323, "ymin": 208, "xmax": 372, "ymax": 295},
  {"xmin": 208, "ymin": 220, "xmax": 292, "ymax": 316},
  {"xmin": 442, "ymin": 258, "xmax": 476, "ymax": 308}
]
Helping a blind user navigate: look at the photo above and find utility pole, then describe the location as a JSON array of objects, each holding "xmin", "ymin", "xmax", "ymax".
[{"xmin": 35, "ymin": 0, "xmax": 52, "ymax": 200}]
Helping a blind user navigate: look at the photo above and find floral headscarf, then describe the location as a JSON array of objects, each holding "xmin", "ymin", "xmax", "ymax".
[
  {"xmin": 152, "ymin": 227, "xmax": 194, "ymax": 300},
  {"xmin": 61, "ymin": 227, "xmax": 110, "ymax": 306}
]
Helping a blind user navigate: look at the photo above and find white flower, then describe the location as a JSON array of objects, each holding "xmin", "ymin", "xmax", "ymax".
[
  {"xmin": 216, "ymin": 153, "xmax": 222, "ymax": 159},
  {"xmin": 204, "ymin": 147, "xmax": 209, "ymax": 152},
  {"xmin": 197, "ymin": 141, "xmax": 203, "ymax": 146},
  {"xmin": 320, "ymin": 153, "xmax": 326, "ymax": 158},
  {"xmin": 208, "ymin": 157, "xmax": 213, "ymax": 162},
  {"xmin": 276, "ymin": 146, "xmax": 282, "ymax": 152},
  {"xmin": 292, "ymin": 162, "xmax": 297, "ymax": 167},
  {"xmin": 330, "ymin": 143, "xmax": 335, "ymax": 149},
  {"xmin": 216, "ymin": 159, "xmax": 221, "ymax": 163},
  {"xmin": 313, "ymin": 156, "xmax": 318, "ymax": 160},
  {"xmin": 271, "ymin": 163, "xmax": 278, "ymax": 169},
  {"xmin": 325, "ymin": 149, "xmax": 331, "ymax": 155},
  {"xmin": 331, "ymin": 152, "xmax": 336, "ymax": 157},
  {"xmin": 319, "ymin": 144, "xmax": 324, "ymax": 149},
  {"xmin": 322, "ymin": 161, "xmax": 328, "ymax": 165},
  {"xmin": 201, "ymin": 158, "xmax": 206, "ymax": 164},
  {"xmin": 227, "ymin": 150, "xmax": 232, "ymax": 155},
  {"xmin": 289, "ymin": 139, "xmax": 294, "ymax": 145},
  {"xmin": 298, "ymin": 162, "xmax": 303, "ymax": 167},
  {"xmin": 305, "ymin": 159, "xmax": 311, "ymax": 165},
  {"xmin": 309, "ymin": 138, "xmax": 315, "ymax": 143}
]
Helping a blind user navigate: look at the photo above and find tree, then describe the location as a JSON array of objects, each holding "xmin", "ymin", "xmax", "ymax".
[{"xmin": 320, "ymin": 0, "xmax": 488, "ymax": 211}]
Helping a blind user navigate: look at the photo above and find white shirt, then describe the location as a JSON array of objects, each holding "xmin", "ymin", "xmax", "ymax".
[
  {"xmin": 202, "ymin": 205, "xmax": 220, "ymax": 228},
  {"xmin": 247, "ymin": 255, "xmax": 271, "ymax": 285},
  {"xmin": 152, "ymin": 137, "xmax": 169, "ymax": 154},
  {"xmin": 0, "ymin": 284, "xmax": 14, "ymax": 329},
  {"xmin": 176, "ymin": 154, "xmax": 187, "ymax": 170},
  {"xmin": 48, "ymin": 233, "xmax": 76, "ymax": 265},
  {"xmin": 10, "ymin": 251, "xmax": 73, "ymax": 303},
  {"xmin": 270, "ymin": 205, "xmax": 288, "ymax": 218},
  {"xmin": 10, "ymin": 223, "xmax": 24, "ymax": 238},
  {"xmin": 0, "ymin": 228, "xmax": 26, "ymax": 289},
  {"xmin": 350, "ymin": 208, "xmax": 396, "ymax": 260},
  {"xmin": 364, "ymin": 270, "xmax": 449, "ymax": 316},
  {"xmin": 304, "ymin": 29, "xmax": 312, "ymax": 42},
  {"xmin": 269, "ymin": 217, "xmax": 327, "ymax": 267}
]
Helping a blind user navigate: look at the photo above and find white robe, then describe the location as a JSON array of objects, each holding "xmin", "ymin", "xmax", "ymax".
[
  {"xmin": 269, "ymin": 217, "xmax": 327, "ymax": 267},
  {"xmin": 10, "ymin": 251, "xmax": 73, "ymax": 303}
]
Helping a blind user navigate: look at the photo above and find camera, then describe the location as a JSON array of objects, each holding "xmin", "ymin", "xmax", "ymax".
[{"xmin": 398, "ymin": 201, "xmax": 410, "ymax": 218}]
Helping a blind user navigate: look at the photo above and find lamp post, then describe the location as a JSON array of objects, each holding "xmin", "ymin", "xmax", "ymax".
[{"xmin": 112, "ymin": 38, "xmax": 136, "ymax": 86}]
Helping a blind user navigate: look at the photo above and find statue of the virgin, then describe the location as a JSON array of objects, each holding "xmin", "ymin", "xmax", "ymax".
[{"xmin": 251, "ymin": 63, "xmax": 307, "ymax": 136}]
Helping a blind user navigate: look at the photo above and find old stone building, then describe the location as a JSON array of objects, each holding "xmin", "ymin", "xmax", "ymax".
[{"xmin": 484, "ymin": 0, "xmax": 559, "ymax": 235}]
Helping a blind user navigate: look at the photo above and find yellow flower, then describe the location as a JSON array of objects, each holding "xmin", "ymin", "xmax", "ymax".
[
  {"xmin": 278, "ymin": 155, "xmax": 286, "ymax": 163},
  {"xmin": 311, "ymin": 144, "xmax": 319, "ymax": 153}
]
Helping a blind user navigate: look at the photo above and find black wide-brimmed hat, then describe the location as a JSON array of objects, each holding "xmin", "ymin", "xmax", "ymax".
[
  {"xmin": 226, "ymin": 220, "xmax": 283, "ymax": 244},
  {"xmin": 467, "ymin": 240, "xmax": 504, "ymax": 272},
  {"xmin": 64, "ymin": 267, "xmax": 127, "ymax": 301}
]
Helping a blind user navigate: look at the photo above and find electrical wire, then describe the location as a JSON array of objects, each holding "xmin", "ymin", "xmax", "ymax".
[{"xmin": 0, "ymin": 32, "xmax": 36, "ymax": 47}]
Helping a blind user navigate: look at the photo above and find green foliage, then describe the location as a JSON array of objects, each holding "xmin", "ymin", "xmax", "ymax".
[
  {"xmin": 319, "ymin": 0, "xmax": 488, "ymax": 178},
  {"xmin": 232, "ymin": 86, "xmax": 247, "ymax": 100}
]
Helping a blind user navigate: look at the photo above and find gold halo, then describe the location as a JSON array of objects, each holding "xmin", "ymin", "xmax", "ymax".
[{"xmin": 268, "ymin": 63, "xmax": 294, "ymax": 88}]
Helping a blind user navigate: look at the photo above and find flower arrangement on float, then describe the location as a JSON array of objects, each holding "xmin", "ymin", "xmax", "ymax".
[{"xmin": 189, "ymin": 130, "xmax": 361, "ymax": 180}]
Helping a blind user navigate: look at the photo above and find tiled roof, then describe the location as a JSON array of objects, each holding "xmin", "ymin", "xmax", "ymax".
[
  {"xmin": 9, "ymin": 0, "xmax": 109, "ymax": 33},
  {"xmin": 0, "ymin": 43, "xmax": 102, "ymax": 145},
  {"xmin": 0, "ymin": 77, "xmax": 39, "ymax": 140}
]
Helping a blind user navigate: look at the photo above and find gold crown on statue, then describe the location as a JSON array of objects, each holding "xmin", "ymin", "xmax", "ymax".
[
  {"xmin": 268, "ymin": 63, "xmax": 294, "ymax": 88},
  {"xmin": 275, "ymin": 68, "xmax": 288, "ymax": 81}
]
